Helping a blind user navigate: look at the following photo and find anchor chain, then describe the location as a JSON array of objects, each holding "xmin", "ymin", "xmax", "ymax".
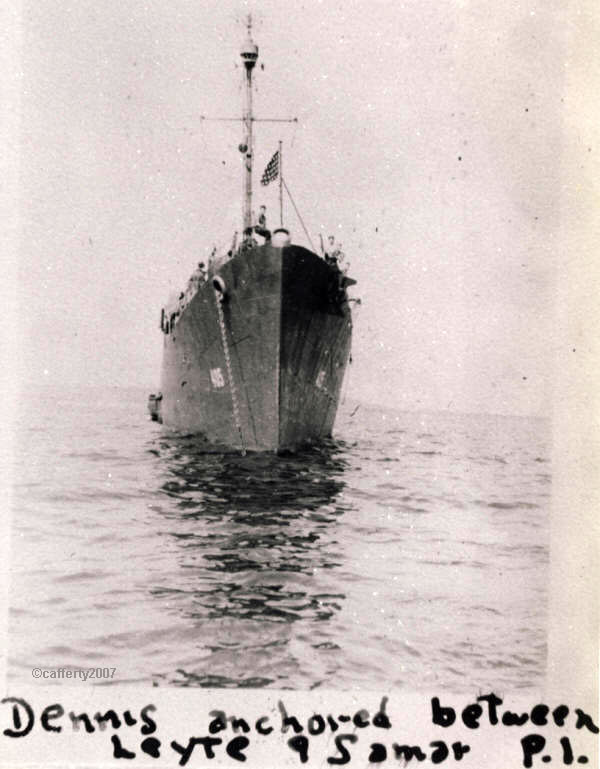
[{"xmin": 214, "ymin": 290, "xmax": 246, "ymax": 455}]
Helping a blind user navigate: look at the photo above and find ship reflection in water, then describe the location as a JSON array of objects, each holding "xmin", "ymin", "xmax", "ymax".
[
  {"xmin": 149, "ymin": 435, "xmax": 350, "ymax": 688},
  {"xmin": 9, "ymin": 390, "xmax": 550, "ymax": 692}
]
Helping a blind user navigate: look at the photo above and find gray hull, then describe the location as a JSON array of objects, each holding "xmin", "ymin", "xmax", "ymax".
[{"xmin": 157, "ymin": 244, "xmax": 352, "ymax": 452}]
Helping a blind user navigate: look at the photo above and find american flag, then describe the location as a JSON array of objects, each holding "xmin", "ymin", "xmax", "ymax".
[{"xmin": 260, "ymin": 150, "xmax": 279, "ymax": 185}]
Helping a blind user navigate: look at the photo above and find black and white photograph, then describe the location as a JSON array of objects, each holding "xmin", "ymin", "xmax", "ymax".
[{"xmin": 2, "ymin": 0, "xmax": 598, "ymax": 766}]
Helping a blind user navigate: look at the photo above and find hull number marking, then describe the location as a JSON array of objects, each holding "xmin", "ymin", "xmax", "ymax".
[{"xmin": 210, "ymin": 367, "xmax": 225, "ymax": 388}]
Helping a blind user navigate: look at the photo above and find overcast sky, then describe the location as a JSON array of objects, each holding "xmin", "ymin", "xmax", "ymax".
[{"xmin": 10, "ymin": 0, "xmax": 587, "ymax": 416}]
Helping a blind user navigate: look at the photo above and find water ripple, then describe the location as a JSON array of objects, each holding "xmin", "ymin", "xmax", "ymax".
[{"xmin": 8, "ymin": 389, "xmax": 550, "ymax": 691}]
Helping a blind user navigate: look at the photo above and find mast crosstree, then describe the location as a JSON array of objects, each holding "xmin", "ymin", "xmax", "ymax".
[{"xmin": 200, "ymin": 15, "xmax": 297, "ymax": 237}]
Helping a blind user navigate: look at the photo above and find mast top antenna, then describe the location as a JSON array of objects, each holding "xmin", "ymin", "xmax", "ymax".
[{"xmin": 240, "ymin": 14, "xmax": 258, "ymax": 70}]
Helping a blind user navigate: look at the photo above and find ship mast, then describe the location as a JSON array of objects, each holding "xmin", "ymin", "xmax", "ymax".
[{"xmin": 240, "ymin": 16, "xmax": 258, "ymax": 235}]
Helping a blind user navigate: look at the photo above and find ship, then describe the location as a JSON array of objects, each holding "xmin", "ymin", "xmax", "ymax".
[{"xmin": 148, "ymin": 20, "xmax": 355, "ymax": 453}]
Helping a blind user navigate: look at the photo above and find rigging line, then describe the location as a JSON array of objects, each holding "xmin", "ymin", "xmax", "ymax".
[
  {"xmin": 200, "ymin": 117, "xmax": 297, "ymax": 123},
  {"xmin": 282, "ymin": 178, "xmax": 316, "ymax": 253},
  {"xmin": 200, "ymin": 117, "xmax": 244, "ymax": 122}
]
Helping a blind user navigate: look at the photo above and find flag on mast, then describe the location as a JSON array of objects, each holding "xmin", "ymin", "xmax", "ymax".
[{"xmin": 260, "ymin": 150, "xmax": 279, "ymax": 185}]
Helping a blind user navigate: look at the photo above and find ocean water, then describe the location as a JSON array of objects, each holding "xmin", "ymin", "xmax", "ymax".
[{"xmin": 8, "ymin": 386, "xmax": 550, "ymax": 691}]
